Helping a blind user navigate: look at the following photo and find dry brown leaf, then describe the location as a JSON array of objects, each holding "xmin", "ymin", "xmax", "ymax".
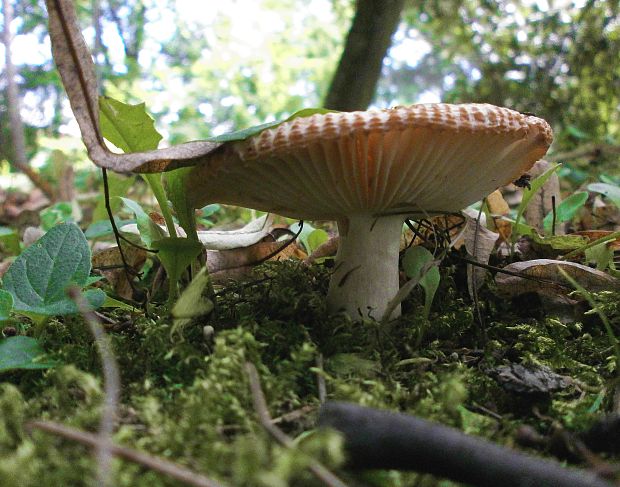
[
  {"xmin": 486, "ymin": 190, "xmax": 512, "ymax": 241},
  {"xmin": 305, "ymin": 235, "xmax": 339, "ymax": 264},
  {"xmin": 92, "ymin": 245, "xmax": 147, "ymax": 299},
  {"xmin": 462, "ymin": 210, "xmax": 499, "ymax": 297},
  {"xmin": 572, "ymin": 230, "xmax": 620, "ymax": 250},
  {"xmin": 45, "ymin": 0, "xmax": 221, "ymax": 173},
  {"xmin": 207, "ymin": 240, "xmax": 306, "ymax": 283},
  {"xmin": 495, "ymin": 259, "xmax": 620, "ymax": 304},
  {"xmin": 523, "ymin": 160, "xmax": 563, "ymax": 234}
]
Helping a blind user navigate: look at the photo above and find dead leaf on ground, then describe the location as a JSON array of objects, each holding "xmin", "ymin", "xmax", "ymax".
[
  {"xmin": 461, "ymin": 209, "xmax": 499, "ymax": 297},
  {"xmin": 92, "ymin": 245, "xmax": 147, "ymax": 299},
  {"xmin": 486, "ymin": 189, "xmax": 512, "ymax": 241},
  {"xmin": 207, "ymin": 240, "xmax": 306, "ymax": 284},
  {"xmin": 495, "ymin": 259, "xmax": 620, "ymax": 304},
  {"xmin": 523, "ymin": 160, "xmax": 564, "ymax": 234},
  {"xmin": 489, "ymin": 363, "xmax": 571, "ymax": 397},
  {"xmin": 305, "ymin": 235, "xmax": 339, "ymax": 264}
]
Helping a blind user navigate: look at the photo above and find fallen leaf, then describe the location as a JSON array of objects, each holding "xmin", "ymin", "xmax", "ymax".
[
  {"xmin": 489, "ymin": 363, "xmax": 570, "ymax": 397},
  {"xmin": 523, "ymin": 160, "xmax": 563, "ymax": 234},
  {"xmin": 207, "ymin": 240, "xmax": 306, "ymax": 283},
  {"xmin": 462, "ymin": 209, "xmax": 499, "ymax": 297},
  {"xmin": 486, "ymin": 190, "xmax": 512, "ymax": 241},
  {"xmin": 495, "ymin": 259, "xmax": 620, "ymax": 304},
  {"xmin": 198, "ymin": 214, "xmax": 274, "ymax": 250},
  {"xmin": 92, "ymin": 245, "xmax": 147, "ymax": 299}
]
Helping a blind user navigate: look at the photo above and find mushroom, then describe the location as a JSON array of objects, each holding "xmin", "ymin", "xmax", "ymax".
[{"xmin": 185, "ymin": 103, "xmax": 552, "ymax": 320}]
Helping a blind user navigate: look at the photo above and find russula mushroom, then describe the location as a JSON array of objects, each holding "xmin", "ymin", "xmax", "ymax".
[{"xmin": 185, "ymin": 103, "xmax": 552, "ymax": 320}]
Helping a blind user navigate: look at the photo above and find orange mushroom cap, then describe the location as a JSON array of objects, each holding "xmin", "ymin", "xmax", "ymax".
[{"xmin": 186, "ymin": 103, "xmax": 552, "ymax": 219}]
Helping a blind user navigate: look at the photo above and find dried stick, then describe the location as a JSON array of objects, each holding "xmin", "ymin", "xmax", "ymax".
[
  {"xmin": 27, "ymin": 421, "xmax": 227, "ymax": 487},
  {"xmin": 68, "ymin": 287, "xmax": 120, "ymax": 487},
  {"xmin": 318, "ymin": 402, "xmax": 616, "ymax": 487},
  {"xmin": 244, "ymin": 363, "xmax": 348, "ymax": 487}
]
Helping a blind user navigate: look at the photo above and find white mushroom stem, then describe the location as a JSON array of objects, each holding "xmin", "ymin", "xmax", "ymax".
[{"xmin": 327, "ymin": 214, "xmax": 404, "ymax": 320}]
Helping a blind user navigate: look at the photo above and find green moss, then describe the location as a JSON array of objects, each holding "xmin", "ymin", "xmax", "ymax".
[{"xmin": 0, "ymin": 260, "xmax": 618, "ymax": 486}]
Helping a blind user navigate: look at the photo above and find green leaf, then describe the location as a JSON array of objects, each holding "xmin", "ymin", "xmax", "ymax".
[
  {"xmin": 402, "ymin": 246, "xmax": 440, "ymax": 319},
  {"xmin": 99, "ymin": 96, "xmax": 162, "ymax": 152},
  {"xmin": 172, "ymin": 266, "xmax": 214, "ymax": 332},
  {"xmin": 40, "ymin": 202, "xmax": 74, "ymax": 231},
  {"xmin": 0, "ymin": 336, "xmax": 58, "ymax": 373},
  {"xmin": 207, "ymin": 108, "xmax": 338, "ymax": 143},
  {"xmin": 0, "ymin": 290, "xmax": 13, "ymax": 321},
  {"xmin": 151, "ymin": 237, "xmax": 203, "ymax": 303},
  {"xmin": 120, "ymin": 197, "xmax": 166, "ymax": 247},
  {"xmin": 588, "ymin": 182, "xmax": 620, "ymax": 209},
  {"xmin": 0, "ymin": 226, "xmax": 21, "ymax": 255},
  {"xmin": 3, "ymin": 223, "xmax": 105, "ymax": 315},
  {"xmin": 102, "ymin": 295, "xmax": 140, "ymax": 312},
  {"xmin": 585, "ymin": 242, "xmax": 615, "ymax": 271},
  {"xmin": 307, "ymin": 229, "xmax": 329, "ymax": 253},
  {"xmin": 84, "ymin": 218, "xmax": 134, "ymax": 239},
  {"xmin": 530, "ymin": 233, "xmax": 588, "ymax": 250},
  {"xmin": 163, "ymin": 167, "xmax": 198, "ymax": 240},
  {"xmin": 512, "ymin": 163, "xmax": 561, "ymax": 243},
  {"xmin": 543, "ymin": 191, "xmax": 588, "ymax": 234},
  {"xmin": 290, "ymin": 221, "xmax": 317, "ymax": 252}
]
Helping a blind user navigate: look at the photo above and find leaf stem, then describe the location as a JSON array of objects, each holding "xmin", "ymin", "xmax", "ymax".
[{"xmin": 143, "ymin": 174, "xmax": 177, "ymax": 238}]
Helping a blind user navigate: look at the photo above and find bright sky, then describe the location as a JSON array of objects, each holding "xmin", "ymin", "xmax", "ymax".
[{"xmin": 1, "ymin": 0, "xmax": 589, "ymax": 129}]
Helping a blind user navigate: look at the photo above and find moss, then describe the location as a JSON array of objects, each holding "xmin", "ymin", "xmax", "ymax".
[{"xmin": 0, "ymin": 259, "xmax": 618, "ymax": 486}]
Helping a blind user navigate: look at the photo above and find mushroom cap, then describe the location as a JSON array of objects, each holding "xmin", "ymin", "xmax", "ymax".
[{"xmin": 186, "ymin": 103, "xmax": 553, "ymax": 220}]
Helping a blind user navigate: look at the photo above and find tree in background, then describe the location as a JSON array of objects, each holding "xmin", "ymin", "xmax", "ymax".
[{"xmin": 2, "ymin": 0, "xmax": 619, "ymax": 175}]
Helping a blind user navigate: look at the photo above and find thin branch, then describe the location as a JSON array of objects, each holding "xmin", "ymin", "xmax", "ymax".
[
  {"xmin": 2, "ymin": 0, "xmax": 55, "ymax": 199},
  {"xmin": 67, "ymin": 287, "xmax": 120, "ymax": 487},
  {"xmin": 316, "ymin": 354, "xmax": 327, "ymax": 404},
  {"xmin": 244, "ymin": 363, "xmax": 349, "ymax": 487},
  {"xmin": 319, "ymin": 402, "xmax": 616, "ymax": 487},
  {"xmin": 27, "ymin": 421, "xmax": 228, "ymax": 487}
]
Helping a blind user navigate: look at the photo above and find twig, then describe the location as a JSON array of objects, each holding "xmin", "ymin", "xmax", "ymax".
[
  {"xmin": 318, "ymin": 402, "xmax": 615, "ymax": 487},
  {"xmin": 551, "ymin": 195, "xmax": 557, "ymax": 236},
  {"xmin": 471, "ymin": 203, "xmax": 487, "ymax": 340},
  {"xmin": 244, "ymin": 363, "xmax": 348, "ymax": 487},
  {"xmin": 68, "ymin": 287, "xmax": 120, "ymax": 487},
  {"xmin": 316, "ymin": 354, "xmax": 327, "ymax": 404},
  {"xmin": 27, "ymin": 421, "xmax": 227, "ymax": 487}
]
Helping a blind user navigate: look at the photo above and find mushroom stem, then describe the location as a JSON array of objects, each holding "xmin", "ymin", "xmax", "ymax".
[{"xmin": 327, "ymin": 214, "xmax": 404, "ymax": 320}]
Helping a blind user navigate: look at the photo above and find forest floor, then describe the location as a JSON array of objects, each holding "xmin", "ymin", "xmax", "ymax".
[{"xmin": 2, "ymin": 244, "xmax": 620, "ymax": 486}]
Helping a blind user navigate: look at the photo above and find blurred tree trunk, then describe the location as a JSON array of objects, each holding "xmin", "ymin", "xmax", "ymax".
[
  {"xmin": 2, "ymin": 0, "xmax": 54, "ymax": 199},
  {"xmin": 323, "ymin": 0, "xmax": 405, "ymax": 111}
]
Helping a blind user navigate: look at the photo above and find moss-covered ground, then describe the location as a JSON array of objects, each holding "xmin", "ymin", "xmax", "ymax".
[{"xmin": 1, "ymin": 255, "xmax": 619, "ymax": 486}]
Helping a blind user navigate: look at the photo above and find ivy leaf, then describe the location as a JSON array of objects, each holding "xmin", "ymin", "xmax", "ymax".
[
  {"xmin": 3, "ymin": 223, "xmax": 105, "ymax": 315},
  {"xmin": 0, "ymin": 336, "xmax": 58, "ymax": 373},
  {"xmin": 0, "ymin": 290, "xmax": 13, "ymax": 321},
  {"xmin": 543, "ymin": 191, "xmax": 588, "ymax": 234},
  {"xmin": 99, "ymin": 96, "xmax": 162, "ymax": 152}
]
